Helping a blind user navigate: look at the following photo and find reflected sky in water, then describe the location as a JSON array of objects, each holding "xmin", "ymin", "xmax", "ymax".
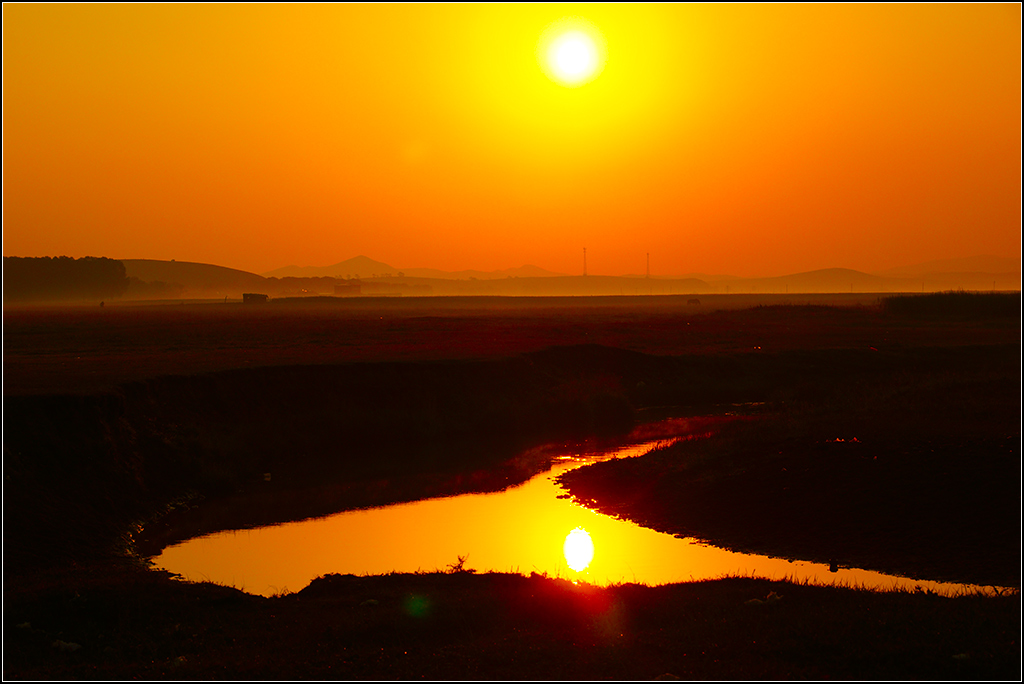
[{"xmin": 155, "ymin": 434, "xmax": 992, "ymax": 598}]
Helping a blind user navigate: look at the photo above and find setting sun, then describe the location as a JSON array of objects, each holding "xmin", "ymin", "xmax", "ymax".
[
  {"xmin": 549, "ymin": 31, "xmax": 599, "ymax": 84},
  {"xmin": 539, "ymin": 18, "xmax": 606, "ymax": 87}
]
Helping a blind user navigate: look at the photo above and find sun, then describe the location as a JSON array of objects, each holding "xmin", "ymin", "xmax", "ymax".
[
  {"xmin": 539, "ymin": 19, "xmax": 607, "ymax": 88},
  {"xmin": 550, "ymin": 31, "xmax": 598, "ymax": 83}
]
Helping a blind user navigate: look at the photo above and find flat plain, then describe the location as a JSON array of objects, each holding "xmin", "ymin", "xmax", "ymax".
[{"xmin": 3, "ymin": 292, "xmax": 1013, "ymax": 395}]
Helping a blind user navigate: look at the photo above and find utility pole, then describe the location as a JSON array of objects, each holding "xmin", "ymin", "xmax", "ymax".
[
  {"xmin": 646, "ymin": 253, "xmax": 650, "ymax": 279},
  {"xmin": 583, "ymin": 248, "xmax": 587, "ymax": 277}
]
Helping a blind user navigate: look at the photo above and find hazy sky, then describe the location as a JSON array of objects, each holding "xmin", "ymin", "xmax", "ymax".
[{"xmin": 3, "ymin": 4, "xmax": 1020, "ymax": 277}]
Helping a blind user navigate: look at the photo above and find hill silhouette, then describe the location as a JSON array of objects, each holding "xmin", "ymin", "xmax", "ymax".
[
  {"xmin": 741, "ymin": 268, "xmax": 888, "ymax": 293},
  {"xmin": 263, "ymin": 256, "xmax": 396, "ymax": 279},
  {"xmin": 121, "ymin": 259, "xmax": 268, "ymax": 292},
  {"xmin": 873, "ymin": 254, "xmax": 1020, "ymax": 277}
]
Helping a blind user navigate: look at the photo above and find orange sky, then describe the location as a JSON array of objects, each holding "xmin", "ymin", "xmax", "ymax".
[{"xmin": 3, "ymin": 4, "xmax": 1020, "ymax": 277}]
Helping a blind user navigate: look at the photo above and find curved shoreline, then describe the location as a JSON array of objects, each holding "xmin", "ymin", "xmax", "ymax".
[{"xmin": 558, "ymin": 363, "xmax": 1021, "ymax": 589}]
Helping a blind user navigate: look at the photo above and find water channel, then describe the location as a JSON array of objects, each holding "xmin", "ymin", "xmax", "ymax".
[{"xmin": 153, "ymin": 418, "xmax": 993, "ymax": 598}]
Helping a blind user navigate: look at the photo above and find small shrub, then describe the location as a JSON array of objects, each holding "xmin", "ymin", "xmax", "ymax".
[{"xmin": 445, "ymin": 555, "xmax": 475, "ymax": 574}]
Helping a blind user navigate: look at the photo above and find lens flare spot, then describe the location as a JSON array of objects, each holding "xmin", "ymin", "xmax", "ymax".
[
  {"xmin": 563, "ymin": 527, "xmax": 595, "ymax": 571},
  {"xmin": 404, "ymin": 594, "xmax": 430, "ymax": 617}
]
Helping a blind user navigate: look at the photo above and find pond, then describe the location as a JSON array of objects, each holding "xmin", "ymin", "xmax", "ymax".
[{"xmin": 152, "ymin": 417, "xmax": 992, "ymax": 597}]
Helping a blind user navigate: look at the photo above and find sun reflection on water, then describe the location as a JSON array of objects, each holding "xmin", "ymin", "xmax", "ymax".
[{"xmin": 563, "ymin": 527, "xmax": 595, "ymax": 571}]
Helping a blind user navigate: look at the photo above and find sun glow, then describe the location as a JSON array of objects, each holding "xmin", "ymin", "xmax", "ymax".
[
  {"xmin": 539, "ymin": 18, "xmax": 606, "ymax": 87},
  {"xmin": 563, "ymin": 527, "xmax": 595, "ymax": 571},
  {"xmin": 551, "ymin": 31, "xmax": 597, "ymax": 81}
]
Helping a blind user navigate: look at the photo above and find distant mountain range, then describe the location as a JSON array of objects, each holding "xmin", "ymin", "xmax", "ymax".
[
  {"xmin": 262, "ymin": 256, "xmax": 569, "ymax": 281},
  {"xmin": 266, "ymin": 254, "xmax": 1020, "ymax": 283},
  {"xmin": 108, "ymin": 254, "xmax": 1019, "ymax": 300}
]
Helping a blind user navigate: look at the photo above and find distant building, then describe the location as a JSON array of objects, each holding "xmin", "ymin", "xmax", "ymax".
[{"xmin": 243, "ymin": 293, "xmax": 269, "ymax": 304}]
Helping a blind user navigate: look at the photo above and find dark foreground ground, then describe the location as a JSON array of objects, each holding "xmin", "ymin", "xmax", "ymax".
[
  {"xmin": 5, "ymin": 561, "xmax": 1019, "ymax": 680},
  {"xmin": 3, "ymin": 292, "xmax": 1021, "ymax": 679}
]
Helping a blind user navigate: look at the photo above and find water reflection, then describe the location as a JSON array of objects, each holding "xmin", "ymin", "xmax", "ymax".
[{"xmin": 154, "ymin": 430, "xmax": 996, "ymax": 598}]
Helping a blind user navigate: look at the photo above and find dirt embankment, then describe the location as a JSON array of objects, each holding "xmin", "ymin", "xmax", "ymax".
[
  {"xmin": 5, "ymin": 341, "xmax": 785, "ymax": 568},
  {"xmin": 5, "ymin": 345, "xmax": 665, "ymax": 571},
  {"xmin": 0, "ymin": 339, "xmax": 822, "ymax": 571},
  {"xmin": 559, "ymin": 342, "xmax": 1022, "ymax": 588},
  {"xmin": 5, "ymin": 568, "xmax": 1019, "ymax": 680}
]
